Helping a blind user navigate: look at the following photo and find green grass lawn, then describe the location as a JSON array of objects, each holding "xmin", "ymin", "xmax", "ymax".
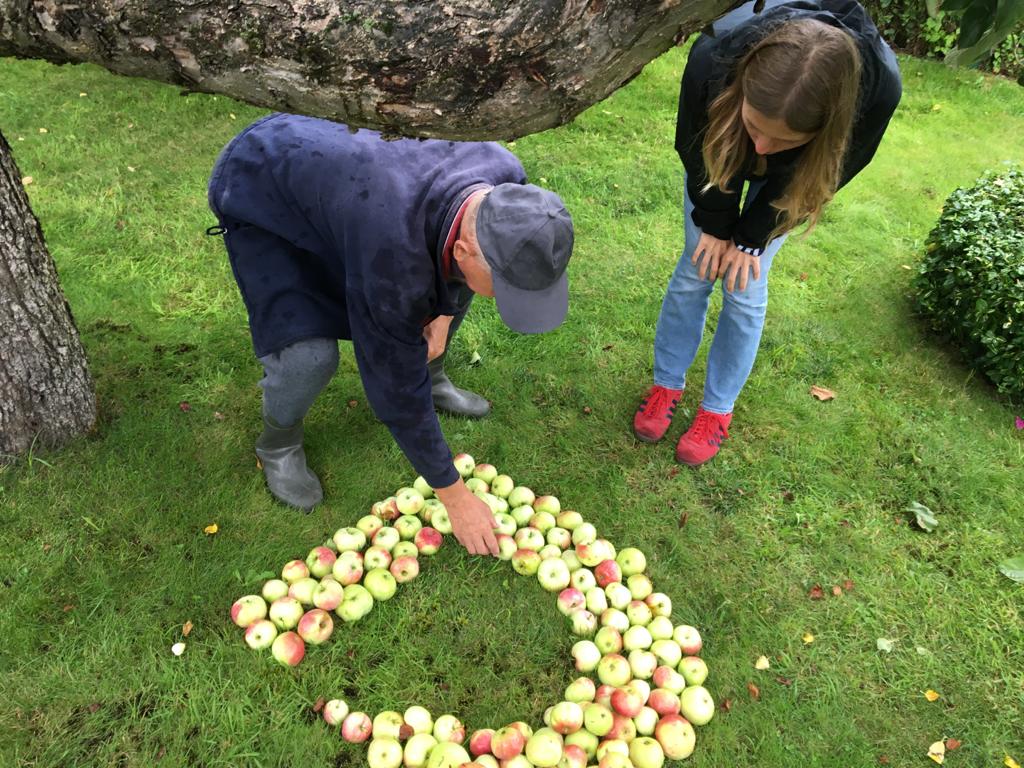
[{"xmin": 1, "ymin": 44, "xmax": 1023, "ymax": 768}]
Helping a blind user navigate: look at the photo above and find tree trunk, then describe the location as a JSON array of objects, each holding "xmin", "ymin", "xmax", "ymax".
[
  {"xmin": 0, "ymin": 129, "xmax": 96, "ymax": 458},
  {"xmin": 0, "ymin": 0, "xmax": 734, "ymax": 140}
]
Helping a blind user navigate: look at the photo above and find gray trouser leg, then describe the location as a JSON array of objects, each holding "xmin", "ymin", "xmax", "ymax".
[
  {"xmin": 428, "ymin": 286, "xmax": 490, "ymax": 418},
  {"xmin": 255, "ymin": 338, "xmax": 339, "ymax": 511}
]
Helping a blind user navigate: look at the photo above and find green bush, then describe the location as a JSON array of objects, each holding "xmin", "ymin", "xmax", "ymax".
[
  {"xmin": 914, "ymin": 165, "xmax": 1024, "ymax": 402},
  {"xmin": 863, "ymin": 0, "xmax": 1023, "ymax": 81}
]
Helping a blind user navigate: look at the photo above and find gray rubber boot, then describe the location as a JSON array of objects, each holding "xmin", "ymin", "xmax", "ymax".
[
  {"xmin": 428, "ymin": 353, "xmax": 491, "ymax": 418},
  {"xmin": 255, "ymin": 416, "xmax": 323, "ymax": 512}
]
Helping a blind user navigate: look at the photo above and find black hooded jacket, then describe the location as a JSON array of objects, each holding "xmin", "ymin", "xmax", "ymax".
[{"xmin": 675, "ymin": 0, "xmax": 903, "ymax": 252}]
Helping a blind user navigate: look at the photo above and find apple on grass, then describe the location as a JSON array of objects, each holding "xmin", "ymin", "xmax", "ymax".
[
  {"xmin": 496, "ymin": 534, "xmax": 518, "ymax": 560},
  {"xmin": 261, "ymin": 579, "xmax": 290, "ymax": 603},
  {"xmin": 492, "ymin": 513, "xmax": 517, "ymax": 537},
  {"xmin": 433, "ymin": 713, "xmax": 465, "ymax": 743},
  {"xmin": 597, "ymin": 654, "xmax": 632, "ymax": 687},
  {"xmin": 557, "ymin": 587, "xmax": 586, "ymax": 616},
  {"xmin": 244, "ymin": 619, "xmax": 277, "ymax": 650},
  {"xmin": 392, "ymin": 540, "xmax": 418, "ymax": 559},
  {"xmin": 582, "ymin": 703, "xmax": 614, "ymax": 737},
  {"xmin": 287, "ymin": 576, "xmax": 318, "ymax": 606},
  {"xmin": 596, "ymin": 739, "xmax": 629, "ymax": 761},
  {"xmin": 627, "ymin": 573, "xmax": 654, "ymax": 601},
  {"xmin": 605, "ymin": 582, "xmax": 632, "ymax": 611},
  {"xmin": 491, "ymin": 725, "xmax": 526, "ymax": 759},
  {"xmin": 372, "ymin": 526, "xmax": 401, "ymax": 552},
  {"xmin": 514, "ymin": 526, "xmax": 545, "ymax": 552},
  {"xmin": 332, "ymin": 526, "xmax": 367, "ymax": 553},
  {"xmin": 626, "ymin": 678, "xmax": 651, "ymax": 703},
  {"xmin": 322, "ymin": 698, "xmax": 349, "ymax": 726},
  {"xmin": 570, "ymin": 566, "xmax": 595, "ymax": 592},
  {"xmin": 268, "ymin": 597, "xmax": 304, "ymax": 631},
  {"xmin": 674, "ymin": 625, "xmax": 703, "ymax": 655},
  {"xmin": 564, "ymin": 729, "xmax": 598, "ymax": 760},
  {"xmin": 645, "ymin": 592, "xmax": 672, "ymax": 617},
  {"xmin": 414, "ymin": 526, "xmax": 443, "ymax": 555},
  {"xmin": 569, "ymin": 609, "xmax": 597, "ymax": 636},
  {"xmin": 655, "ymin": 713, "xmax": 696, "ymax": 760},
  {"xmin": 466, "ymin": 477, "xmax": 489, "ymax": 495},
  {"xmin": 633, "ymin": 706, "xmax": 659, "ymax": 736},
  {"xmin": 373, "ymin": 497, "xmax": 400, "ymax": 521},
  {"xmin": 472, "ymin": 462, "xmax": 498, "ymax": 483},
  {"xmin": 615, "ymin": 547, "xmax": 647, "ymax": 576},
  {"xmin": 453, "ymin": 452, "xmax": 476, "ymax": 478},
  {"xmin": 390, "ymin": 555, "xmax": 420, "ymax": 583},
  {"xmin": 341, "ymin": 711, "xmax": 373, "ymax": 743},
  {"xmin": 549, "ymin": 701, "xmax": 584, "ymax": 735},
  {"xmin": 595, "ymin": 626, "xmax": 623, "ymax": 655},
  {"xmin": 356, "ymin": 514, "xmax": 385, "ymax": 539},
  {"xmin": 546, "ymin": 527, "xmax": 572, "ymax": 550},
  {"xmin": 611, "ymin": 686, "xmax": 644, "ymax": 718},
  {"xmin": 678, "ymin": 685, "xmax": 715, "ymax": 725},
  {"xmin": 403, "ymin": 705, "xmax": 433, "ymax": 735},
  {"xmin": 270, "ymin": 631, "xmax": 304, "ymax": 666},
  {"xmin": 649, "ymin": 688, "xmax": 681, "ymax": 716},
  {"xmin": 364, "ymin": 546, "xmax": 393, "ymax": 571},
  {"xmin": 538, "ymin": 558, "xmax": 572, "ymax": 592},
  {"xmin": 652, "ymin": 665, "xmax": 687, "ymax": 694},
  {"xmin": 394, "ymin": 514, "xmax": 423, "ymax": 541},
  {"xmin": 629, "ymin": 649, "xmax": 659, "ymax": 680},
  {"xmin": 623, "ymin": 625, "xmax": 653, "ymax": 652},
  {"xmin": 565, "ymin": 676, "xmax": 596, "ymax": 703},
  {"xmin": 627, "ymin": 600, "xmax": 654, "ymax": 627},
  {"xmin": 490, "ymin": 473, "xmax": 514, "ymax": 498},
  {"xmin": 426, "ymin": 741, "xmax": 470, "ymax": 768},
  {"xmin": 594, "ymin": 559, "xmax": 622, "ymax": 588},
  {"xmin": 571, "ymin": 640, "xmax": 601, "ymax": 672},
  {"xmin": 556, "ymin": 510, "xmax": 583, "ymax": 530},
  {"xmin": 601, "ymin": 608, "xmax": 630, "ymax": 634},
  {"xmin": 511, "ymin": 549, "xmax": 542, "ymax": 576},
  {"xmin": 530, "ymin": 511, "xmax": 557, "ymax": 534},
  {"xmin": 647, "ymin": 616, "xmax": 674, "ymax": 641},
  {"xmin": 585, "ymin": 586, "xmax": 609, "ymax": 615},
  {"xmin": 533, "ymin": 495, "xmax": 561, "ymax": 515},
  {"xmin": 297, "ymin": 608, "xmax": 334, "ymax": 644},
  {"xmin": 305, "ymin": 546, "xmax": 337, "ymax": 578},
  {"xmin": 372, "ymin": 711, "xmax": 405, "ymax": 740},
  {"xmin": 367, "ymin": 737, "xmax": 403, "ymax": 768},
  {"xmin": 678, "ymin": 655, "xmax": 709, "ymax": 686},
  {"xmin": 230, "ymin": 595, "xmax": 267, "ymax": 628},
  {"xmin": 364, "ymin": 568, "xmax": 397, "ymax": 601},
  {"xmin": 608, "ymin": 712, "xmax": 637, "ymax": 741},
  {"xmin": 525, "ymin": 727, "xmax": 563, "ymax": 767},
  {"xmin": 538, "ymin": 544, "xmax": 562, "ymax": 561},
  {"xmin": 651, "ymin": 639, "xmax": 682, "ymax": 669},
  {"xmin": 629, "ymin": 736, "xmax": 666, "ymax": 768},
  {"xmin": 312, "ymin": 579, "xmax": 345, "ymax": 611},
  {"xmin": 431, "ymin": 509, "xmax": 453, "ymax": 535},
  {"xmin": 338, "ymin": 584, "xmax": 374, "ymax": 622},
  {"xmin": 560, "ymin": 743, "xmax": 587, "ymax": 768},
  {"xmin": 281, "ymin": 559, "xmax": 309, "ymax": 583},
  {"xmin": 469, "ymin": 728, "xmax": 494, "ymax": 756},
  {"xmin": 507, "ymin": 485, "xmax": 536, "ymax": 509},
  {"xmin": 332, "ymin": 550, "xmax": 364, "ymax": 586},
  {"xmin": 402, "ymin": 733, "xmax": 437, "ymax": 768},
  {"xmin": 395, "ymin": 487, "xmax": 425, "ymax": 516}
]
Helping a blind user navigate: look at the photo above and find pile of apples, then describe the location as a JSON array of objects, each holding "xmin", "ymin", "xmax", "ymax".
[{"xmin": 229, "ymin": 454, "xmax": 715, "ymax": 767}]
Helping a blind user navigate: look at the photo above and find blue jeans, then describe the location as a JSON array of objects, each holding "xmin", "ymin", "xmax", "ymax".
[{"xmin": 653, "ymin": 180, "xmax": 788, "ymax": 414}]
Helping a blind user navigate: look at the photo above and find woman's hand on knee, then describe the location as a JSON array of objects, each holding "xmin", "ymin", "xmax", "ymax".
[
  {"xmin": 717, "ymin": 244, "xmax": 761, "ymax": 293},
  {"xmin": 692, "ymin": 232, "xmax": 730, "ymax": 281}
]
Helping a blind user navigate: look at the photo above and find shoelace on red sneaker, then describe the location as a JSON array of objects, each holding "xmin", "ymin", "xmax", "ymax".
[
  {"xmin": 689, "ymin": 410, "xmax": 729, "ymax": 447},
  {"xmin": 640, "ymin": 386, "xmax": 679, "ymax": 416}
]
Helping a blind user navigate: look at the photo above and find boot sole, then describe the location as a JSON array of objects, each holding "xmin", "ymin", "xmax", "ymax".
[{"xmin": 633, "ymin": 427, "xmax": 667, "ymax": 444}]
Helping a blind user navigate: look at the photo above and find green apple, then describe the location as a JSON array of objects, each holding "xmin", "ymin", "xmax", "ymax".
[
  {"xmin": 363, "ymin": 568, "xmax": 397, "ymax": 601},
  {"xmin": 629, "ymin": 736, "xmax": 665, "ymax": 768},
  {"xmin": 525, "ymin": 727, "xmax": 563, "ymax": 767},
  {"xmin": 678, "ymin": 685, "xmax": 716, "ymax": 726},
  {"xmin": 338, "ymin": 584, "xmax": 373, "ymax": 622},
  {"xmin": 425, "ymin": 741, "xmax": 470, "ymax": 768},
  {"xmin": 615, "ymin": 547, "xmax": 647, "ymax": 576},
  {"xmin": 582, "ymin": 702, "xmax": 614, "ymax": 736}
]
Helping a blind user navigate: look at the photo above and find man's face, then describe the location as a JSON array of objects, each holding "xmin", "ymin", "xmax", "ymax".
[{"xmin": 456, "ymin": 242, "xmax": 495, "ymax": 297}]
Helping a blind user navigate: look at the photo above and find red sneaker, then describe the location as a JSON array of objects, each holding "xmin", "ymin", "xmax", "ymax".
[
  {"xmin": 633, "ymin": 385, "xmax": 684, "ymax": 443},
  {"xmin": 675, "ymin": 407, "xmax": 732, "ymax": 466}
]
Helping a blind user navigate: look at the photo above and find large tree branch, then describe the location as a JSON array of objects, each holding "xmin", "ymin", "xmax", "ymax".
[{"xmin": 1, "ymin": 0, "xmax": 734, "ymax": 139}]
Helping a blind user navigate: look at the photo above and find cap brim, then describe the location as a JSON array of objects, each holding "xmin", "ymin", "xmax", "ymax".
[{"xmin": 492, "ymin": 269, "xmax": 569, "ymax": 334}]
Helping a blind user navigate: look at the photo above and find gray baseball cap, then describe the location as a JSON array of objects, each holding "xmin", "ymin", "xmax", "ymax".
[{"xmin": 475, "ymin": 183, "xmax": 573, "ymax": 334}]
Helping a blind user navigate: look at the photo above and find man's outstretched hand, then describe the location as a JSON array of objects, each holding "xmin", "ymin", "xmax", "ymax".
[{"xmin": 435, "ymin": 480, "xmax": 499, "ymax": 556}]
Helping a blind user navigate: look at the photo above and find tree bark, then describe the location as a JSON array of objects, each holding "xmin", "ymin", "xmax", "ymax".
[
  {"xmin": 0, "ymin": 0, "xmax": 734, "ymax": 140},
  {"xmin": 0, "ymin": 129, "xmax": 96, "ymax": 458}
]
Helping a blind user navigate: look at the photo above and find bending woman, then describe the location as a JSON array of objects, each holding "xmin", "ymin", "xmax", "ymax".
[{"xmin": 633, "ymin": 0, "xmax": 902, "ymax": 465}]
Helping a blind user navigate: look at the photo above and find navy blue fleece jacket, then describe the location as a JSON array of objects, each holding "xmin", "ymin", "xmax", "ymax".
[{"xmin": 208, "ymin": 113, "xmax": 526, "ymax": 488}]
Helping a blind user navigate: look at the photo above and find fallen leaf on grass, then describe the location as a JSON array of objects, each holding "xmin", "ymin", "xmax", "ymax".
[
  {"xmin": 1005, "ymin": 756, "xmax": 1021, "ymax": 768},
  {"xmin": 876, "ymin": 637, "xmax": 896, "ymax": 653},
  {"xmin": 39, "ymin": 127, "xmax": 48, "ymax": 134},
  {"xmin": 182, "ymin": 620, "xmax": 193, "ymax": 637},
  {"xmin": 213, "ymin": 411, "xmax": 225, "ymax": 421},
  {"xmin": 809, "ymin": 385, "xmax": 835, "ymax": 401},
  {"xmin": 469, "ymin": 351, "xmax": 482, "ymax": 365},
  {"xmin": 908, "ymin": 501, "xmax": 938, "ymax": 532},
  {"xmin": 719, "ymin": 698, "xmax": 732, "ymax": 713},
  {"xmin": 312, "ymin": 697, "xmax": 326, "ymax": 713},
  {"xmin": 843, "ymin": 579, "xmax": 855, "ymax": 591},
  {"xmin": 582, "ymin": 406, "xmax": 592, "ymax": 415},
  {"xmin": 776, "ymin": 676, "xmax": 793, "ymax": 686},
  {"xmin": 799, "ymin": 272, "xmax": 808, "ymax": 281},
  {"xmin": 203, "ymin": 523, "xmax": 218, "ymax": 535},
  {"xmin": 746, "ymin": 682, "xmax": 760, "ymax": 700},
  {"xmin": 678, "ymin": 511, "xmax": 689, "ymax": 528},
  {"xmin": 924, "ymin": 689, "xmax": 940, "ymax": 702},
  {"xmin": 178, "ymin": 401, "xmax": 191, "ymax": 412},
  {"xmin": 754, "ymin": 655, "xmax": 770, "ymax": 670},
  {"xmin": 878, "ymin": 756, "xmax": 889, "ymax": 765},
  {"xmin": 1015, "ymin": 416, "xmax": 1023, "ymax": 430},
  {"xmin": 62, "ymin": 604, "xmax": 75, "ymax": 612},
  {"xmin": 79, "ymin": 92, "xmax": 87, "ymax": 97},
  {"xmin": 21, "ymin": 176, "xmax": 33, "ymax": 186},
  {"xmin": 832, "ymin": 585, "xmax": 843, "ymax": 597},
  {"xmin": 781, "ymin": 490, "xmax": 795, "ymax": 502},
  {"xmin": 808, "ymin": 584, "xmax": 824, "ymax": 600},
  {"xmin": 88, "ymin": 702, "xmax": 101, "ymax": 714},
  {"xmin": 171, "ymin": 642, "xmax": 186, "ymax": 656},
  {"xmin": 998, "ymin": 555, "xmax": 1024, "ymax": 583},
  {"xmin": 802, "ymin": 633, "xmax": 815, "ymax": 644},
  {"xmin": 347, "ymin": 399, "xmax": 358, "ymax": 408},
  {"xmin": 928, "ymin": 741, "xmax": 945, "ymax": 764},
  {"xmin": 945, "ymin": 739, "xmax": 961, "ymax": 751}
]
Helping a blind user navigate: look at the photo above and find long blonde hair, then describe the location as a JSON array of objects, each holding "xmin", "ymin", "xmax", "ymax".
[{"xmin": 702, "ymin": 19, "xmax": 862, "ymax": 240}]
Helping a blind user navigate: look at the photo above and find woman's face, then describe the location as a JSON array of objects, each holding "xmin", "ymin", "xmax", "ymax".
[{"xmin": 741, "ymin": 100, "xmax": 816, "ymax": 156}]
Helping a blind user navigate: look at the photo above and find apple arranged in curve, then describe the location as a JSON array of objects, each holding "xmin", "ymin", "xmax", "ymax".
[{"xmin": 228, "ymin": 454, "xmax": 716, "ymax": 765}]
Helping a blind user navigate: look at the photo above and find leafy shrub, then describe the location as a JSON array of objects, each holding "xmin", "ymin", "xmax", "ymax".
[{"xmin": 914, "ymin": 166, "xmax": 1024, "ymax": 402}]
